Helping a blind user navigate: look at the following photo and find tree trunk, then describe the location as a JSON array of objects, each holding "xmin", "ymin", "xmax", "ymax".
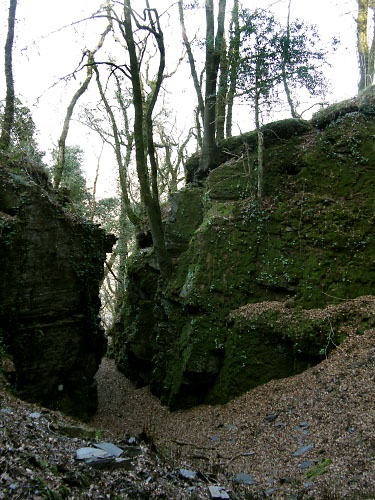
[
  {"xmin": 216, "ymin": 37, "xmax": 228, "ymax": 142},
  {"xmin": 0, "ymin": 0, "xmax": 17, "ymax": 154},
  {"xmin": 144, "ymin": 1, "xmax": 165, "ymax": 212},
  {"xmin": 95, "ymin": 66, "xmax": 141, "ymax": 229},
  {"xmin": 226, "ymin": 0, "xmax": 239, "ymax": 138},
  {"xmin": 282, "ymin": 70, "xmax": 299, "ymax": 118},
  {"xmin": 194, "ymin": 107, "xmax": 203, "ymax": 148},
  {"xmin": 117, "ymin": 198, "xmax": 128, "ymax": 295},
  {"xmin": 178, "ymin": 0, "xmax": 204, "ymax": 124},
  {"xmin": 357, "ymin": 0, "xmax": 375, "ymax": 92},
  {"xmin": 123, "ymin": 0, "xmax": 171, "ymax": 279},
  {"xmin": 282, "ymin": 0, "xmax": 299, "ymax": 118},
  {"xmin": 54, "ymin": 25, "xmax": 110, "ymax": 189},
  {"xmin": 54, "ymin": 60, "xmax": 94, "ymax": 189},
  {"xmin": 198, "ymin": 0, "xmax": 226, "ymax": 179},
  {"xmin": 254, "ymin": 90, "xmax": 263, "ymax": 200},
  {"xmin": 90, "ymin": 140, "xmax": 104, "ymax": 222}
]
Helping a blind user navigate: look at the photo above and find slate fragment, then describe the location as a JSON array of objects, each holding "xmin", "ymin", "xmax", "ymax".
[
  {"xmin": 299, "ymin": 460, "xmax": 313, "ymax": 470},
  {"xmin": 179, "ymin": 469, "xmax": 197, "ymax": 480},
  {"xmin": 208, "ymin": 485, "xmax": 230, "ymax": 499},
  {"xmin": 76, "ymin": 447, "xmax": 110, "ymax": 460},
  {"xmin": 94, "ymin": 442, "xmax": 123, "ymax": 457},
  {"xmin": 232, "ymin": 473, "xmax": 255, "ymax": 485},
  {"xmin": 265, "ymin": 413, "xmax": 278, "ymax": 422},
  {"xmin": 293, "ymin": 444, "xmax": 313, "ymax": 457},
  {"xmin": 28, "ymin": 412, "xmax": 41, "ymax": 419}
]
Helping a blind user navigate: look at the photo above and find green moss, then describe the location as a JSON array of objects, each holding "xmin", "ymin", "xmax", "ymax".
[
  {"xmin": 304, "ymin": 458, "xmax": 332, "ymax": 479},
  {"xmin": 165, "ymin": 187, "xmax": 204, "ymax": 255},
  {"xmin": 312, "ymin": 84, "xmax": 375, "ymax": 128},
  {"xmin": 114, "ymin": 103, "xmax": 375, "ymax": 409},
  {"xmin": 206, "ymin": 317, "xmax": 298, "ymax": 404}
]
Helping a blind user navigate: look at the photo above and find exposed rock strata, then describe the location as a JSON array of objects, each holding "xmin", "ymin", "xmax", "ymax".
[
  {"xmin": 0, "ymin": 166, "xmax": 115, "ymax": 418},
  {"xmin": 113, "ymin": 89, "xmax": 375, "ymax": 409}
]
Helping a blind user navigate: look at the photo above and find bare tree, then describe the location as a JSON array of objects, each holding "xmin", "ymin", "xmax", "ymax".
[
  {"xmin": 122, "ymin": 0, "xmax": 171, "ymax": 278},
  {"xmin": 178, "ymin": 0, "xmax": 204, "ymax": 130},
  {"xmin": 94, "ymin": 67, "xmax": 142, "ymax": 229},
  {"xmin": 281, "ymin": 0, "xmax": 299, "ymax": 118},
  {"xmin": 226, "ymin": 0, "xmax": 240, "ymax": 137},
  {"xmin": 156, "ymin": 122, "xmax": 193, "ymax": 195},
  {"xmin": 53, "ymin": 25, "xmax": 110, "ymax": 189},
  {"xmin": 0, "ymin": 0, "xmax": 18, "ymax": 154}
]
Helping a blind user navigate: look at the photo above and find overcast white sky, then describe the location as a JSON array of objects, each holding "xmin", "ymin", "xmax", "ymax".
[{"xmin": 0, "ymin": 0, "xmax": 360, "ymax": 197}]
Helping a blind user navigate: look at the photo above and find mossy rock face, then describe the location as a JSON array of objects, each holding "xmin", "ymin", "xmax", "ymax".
[
  {"xmin": 113, "ymin": 102, "xmax": 375, "ymax": 409},
  {"xmin": 312, "ymin": 84, "xmax": 375, "ymax": 129},
  {"xmin": 0, "ymin": 167, "xmax": 115, "ymax": 419},
  {"xmin": 111, "ymin": 249, "xmax": 160, "ymax": 386},
  {"xmin": 165, "ymin": 187, "xmax": 204, "ymax": 255},
  {"xmin": 220, "ymin": 118, "xmax": 311, "ymax": 154}
]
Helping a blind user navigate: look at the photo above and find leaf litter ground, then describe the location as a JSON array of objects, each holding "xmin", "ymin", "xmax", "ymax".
[{"xmin": 2, "ymin": 320, "xmax": 375, "ymax": 498}]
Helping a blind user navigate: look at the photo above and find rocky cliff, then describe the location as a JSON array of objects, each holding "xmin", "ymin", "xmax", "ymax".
[
  {"xmin": 0, "ymin": 165, "xmax": 115, "ymax": 418},
  {"xmin": 112, "ymin": 88, "xmax": 375, "ymax": 410}
]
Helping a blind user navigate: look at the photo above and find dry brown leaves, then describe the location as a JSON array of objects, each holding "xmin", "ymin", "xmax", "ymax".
[
  {"xmin": 91, "ymin": 324, "xmax": 375, "ymax": 499},
  {"xmin": 2, "ymin": 318, "xmax": 375, "ymax": 498}
]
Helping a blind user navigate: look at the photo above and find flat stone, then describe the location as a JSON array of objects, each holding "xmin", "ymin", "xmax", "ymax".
[
  {"xmin": 208, "ymin": 485, "xmax": 230, "ymax": 499},
  {"xmin": 299, "ymin": 461, "xmax": 313, "ymax": 470},
  {"xmin": 265, "ymin": 413, "xmax": 278, "ymax": 422},
  {"xmin": 275, "ymin": 422, "xmax": 285, "ymax": 428},
  {"xmin": 232, "ymin": 473, "xmax": 255, "ymax": 485},
  {"xmin": 94, "ymin": 442, "xmax": 123, "ymax": 457},
  {"xmin": 280, "ymin": 477, "xmax": 295, "ymax": 484},
  {"xmin": 293, "ymin": 444, "xmax": 313, "ymax": 457},
  {"xmin": 76, "ymin": 447, "xmax": 110, "ymax": 460},
  {"xmin": 28, "ymin": 412, "xmax": 41, "ymax": 419},
  {"xmin": 179, "ymin": 469, "xmax": 197, "ymax": 480}
]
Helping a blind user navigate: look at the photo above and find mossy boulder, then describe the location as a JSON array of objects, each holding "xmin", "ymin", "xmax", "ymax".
[
  {"xmin": 207, "ymin": 297, "xmax": 375, "ymax": 404},
  {"xmin": 113, "ymin": 103, "xmax": 375, "ymax": 409}
]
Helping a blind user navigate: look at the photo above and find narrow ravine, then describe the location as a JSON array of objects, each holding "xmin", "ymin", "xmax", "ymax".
[{"xmin": 89, "ymin": 329, "xmax": 375, "ymax": 498}]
